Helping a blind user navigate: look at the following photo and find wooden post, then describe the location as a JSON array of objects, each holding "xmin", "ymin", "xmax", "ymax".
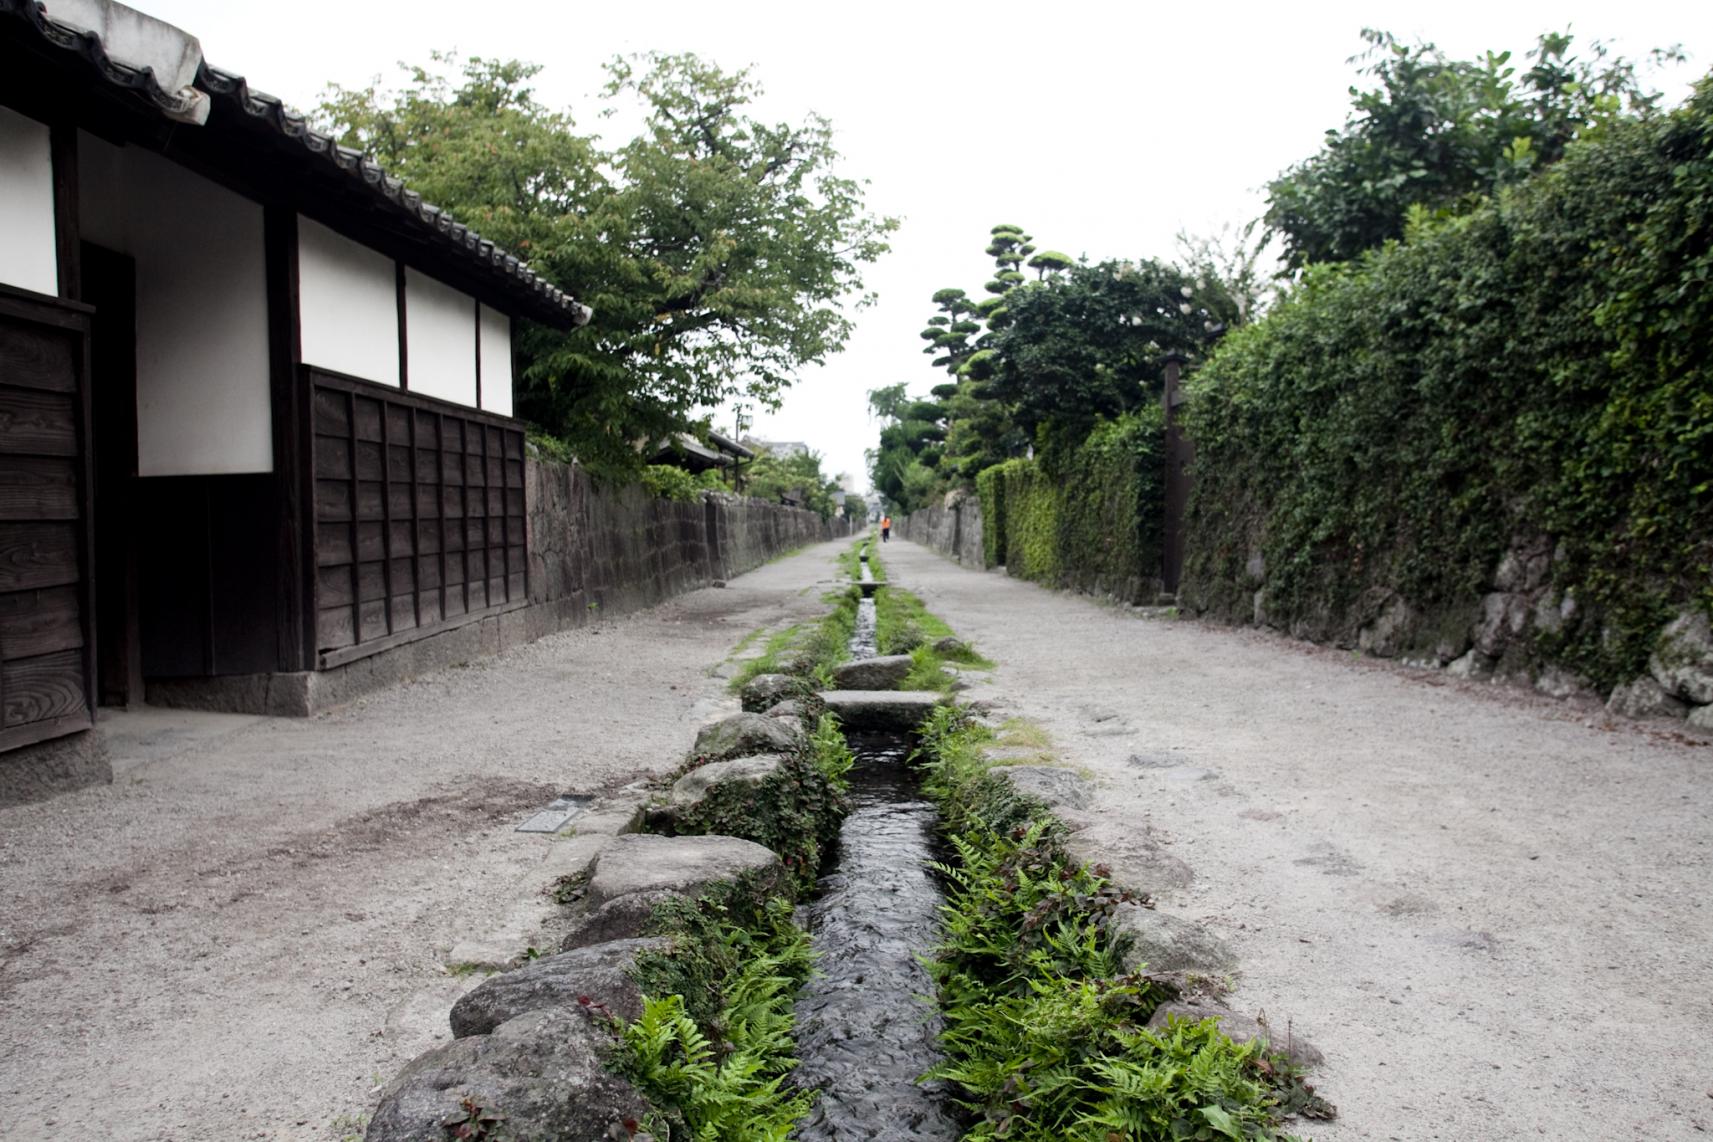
[{"xmin": 265, "ymin": 206, "xmax": 313, "ymax": 671}]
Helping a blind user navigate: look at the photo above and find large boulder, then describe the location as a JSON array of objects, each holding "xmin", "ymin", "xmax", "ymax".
[
  {"xmin": 1147, "ymin": 1000, "xmax": 1323, "ymax": 1068},
  {"xmin": 818, "ymin": 690, "xmax": 943, "ymax": 731},
  {"xmin": 559, "ymin": 891, "xmax": 674, "ymax": 952},
  {"xmin": 586, "ymin": 833, "xmax": 783, "ymax": 907},
  {"xmin": 764, "ymin": 698, "xmax": 811, "ymax": 723},
  {"xmin": 668, "ymin": 755, "xmax": 784, "ymax": 814},
  {"xmin": 1605, "ymin": 677, "xmax": 1688, "ymax": 721},
  {"xmin": 1110, "ymin": 904, "xmax": 1238, "ymax": 976},
  {"xmin": 829, "ymin": 655, "xmax": 914, "ymax": 690},
  {"xmin": 740, "ymin": 673, "xmax": 804, "ymax": 712},
  {"xmin": 1062, "ymin": 819, "xmax": 1194, "ymax": 897},
  {"xmin": 993, "ymin": 765, "xmax": 1093, "ymax": 812},
  {"xmin": 450, "ymin": 938, "xmax": 662, "ymax": 1037},
  {"xmin": 1649, "ymin": 611, "xmax": 1713, "ymax": 705},
  {"xmin": 692, "ymin": 713, "xmax": 805, "ymax": 761},
  {"xmin": 365, "ymin": 1007, "xmax": 648, "ymax": 1142}
]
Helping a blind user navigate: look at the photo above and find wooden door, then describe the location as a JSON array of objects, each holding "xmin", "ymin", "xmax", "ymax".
[{"xmin": 0, "ymin": 288, "xmax": 95, "ymax": 750}]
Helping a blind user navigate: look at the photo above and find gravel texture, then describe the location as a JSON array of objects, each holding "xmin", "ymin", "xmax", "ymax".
[
  {"xmin": 879, "ymin": 538, "xmax": 1713, "ymax": 1142},
  {"xmin": 0, "ymin": 539, "xmax": 851, "ymax": 1141}
]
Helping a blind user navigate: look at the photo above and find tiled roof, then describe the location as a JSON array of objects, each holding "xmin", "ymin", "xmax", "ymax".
[{"xmin": 2, "ymin": 0, "xmax": 588, "ymax": 328}]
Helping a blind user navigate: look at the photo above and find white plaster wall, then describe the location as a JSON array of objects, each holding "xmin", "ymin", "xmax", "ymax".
[
  {"xmin": 298, "ymin": 217, "xmax": 399, "ymax": 386},
  {"xmin": 0, "ymin": 107, "xmax": 58, "ymax": 296},
  {"xmin": 478, "ymin": 304, "xmax": 513, "ymax": 416},
  {"xmin": 78, "ymin": 137, "xmax": 272, "ymax": 475},
  {"xmin": 403, "ymin": 267, "xmax": 476, "ymax": 407}
]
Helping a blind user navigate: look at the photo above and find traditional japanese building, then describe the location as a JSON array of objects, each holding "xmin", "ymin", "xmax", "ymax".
[{"xmin": 0, "ymin": 0, "xmax": 588, "ymax": 783}]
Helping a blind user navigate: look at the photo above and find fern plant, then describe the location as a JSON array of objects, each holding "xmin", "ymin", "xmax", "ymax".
[{"xmin": 618, "ymin": 907, "xmax": 816, "ymax": 1141}]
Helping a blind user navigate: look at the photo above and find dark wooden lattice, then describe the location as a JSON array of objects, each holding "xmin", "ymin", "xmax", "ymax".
[{"xmin": 308, "ymin": 368, "xmax": 526, "ymax": 668}]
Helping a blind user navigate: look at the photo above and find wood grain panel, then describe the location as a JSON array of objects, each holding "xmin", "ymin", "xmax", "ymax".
[
  {"xmin": 0, "ymin": 324, "xmax": 77, "ymax": 393},
  {"xmin": 0, "ymin": 522, "xmax": 80, "ymax": 591},
  {"xmin": 0, "ymin": 456, "xmax": 78, "ymax": 520},
  {"xmin": 0, "ymin": 585, "xmax": 84, "ymax": 658},
  {"xmin": 3, "ymin": 649, "xmax": 88, "ymax": 727},
  {"xmin": 0, "ymin": 389, "xmax": 79, "ymax": 456}
]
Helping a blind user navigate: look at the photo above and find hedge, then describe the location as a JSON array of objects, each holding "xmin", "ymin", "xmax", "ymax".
[
  {"xmin": 1180, "ymin": 77, "xmax": 1713, "ymax": 689},
  {"xmin": 982, "ymin": 408, "xmax": 1165, "ymax": 601}
]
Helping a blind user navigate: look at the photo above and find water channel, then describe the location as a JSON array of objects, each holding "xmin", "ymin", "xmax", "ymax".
[{"xmin": 791, "ymin": 594, "xmax": 961, "ymax": 1141}]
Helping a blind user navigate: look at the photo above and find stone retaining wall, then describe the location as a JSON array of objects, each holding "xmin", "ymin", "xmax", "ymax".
[{"xmin": 894, "ymin": 491, "xmax": 984, "ymax": 569}]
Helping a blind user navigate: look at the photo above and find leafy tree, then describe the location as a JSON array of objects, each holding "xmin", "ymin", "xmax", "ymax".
[
  {"xmin": 744, "ymin": 446, "xmax": 842, "ymax": 519},
  {"xmin": 1025, "ymin": 250, "xmax": 1076, "ymax": 278},
  {"xmin": 986, "ymin": 259, "xmax": 1220, "ymax": 462},
  {"xmin": 1264, "ymin": 30, "xmax": 1676, "ymax": 270},
  {"xmin": 318, "ymin": 53, "xmax": 896, "ymax": 475}
]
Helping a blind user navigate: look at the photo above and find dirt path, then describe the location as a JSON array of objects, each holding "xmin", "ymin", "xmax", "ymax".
[
  {"xmin": 879, "ymin": 538, "xmax": 1713, "ymax": 1142},
  {"xmin": 0, "ymin": 539, "xmax": 849, "ymax": 1142}
]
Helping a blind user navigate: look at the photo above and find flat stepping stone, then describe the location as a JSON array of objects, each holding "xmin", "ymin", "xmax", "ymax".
[
  {"xmin": 559, "ymin": 890, "xmax": 674, "ymax": 952},
  {"xmin": 818, "ymin": 690, "xmax": 944, "ymax": 730},
  {"xmin": 586, "ymin": 833, "xmax": 782, "ymax": 906},
  {"xmin": 829, "ymin": 655, "xmax": 914, "ymax": 690},
  {"xmin": 450, "ymin": 937, "xmax": 663, "ymax": 1036}
]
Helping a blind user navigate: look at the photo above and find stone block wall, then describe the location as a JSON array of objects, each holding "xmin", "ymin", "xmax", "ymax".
[
  {"xmin": 527, "ymin": 457, "xmax": 850, "ymax": 624},
  {"xmin": 895, "ymin": 491, "xmax": 984, "ymax": 569}
]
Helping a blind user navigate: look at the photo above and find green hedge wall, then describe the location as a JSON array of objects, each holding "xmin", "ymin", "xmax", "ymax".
[
  {"xmin": 1181, "ymin": 78, "xmax": 1713, "ymax": 689},
  {"xmin": 983, "ymin": 408, "xmax": 1165, "ymax": 600},
  {"xmin": 976, "ymin": 464, "xmax": 1007, "ymax": 568}
]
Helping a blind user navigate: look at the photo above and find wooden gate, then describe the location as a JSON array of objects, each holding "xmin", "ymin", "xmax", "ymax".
[{"xmin": 0, "ymin": 289, "xmax": 95, "ymax": 750}]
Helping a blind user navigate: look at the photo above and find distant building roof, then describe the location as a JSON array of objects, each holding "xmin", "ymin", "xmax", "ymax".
[{"xmin": 0, "ymin": 0, "xmax": 589, "ymax": 328}]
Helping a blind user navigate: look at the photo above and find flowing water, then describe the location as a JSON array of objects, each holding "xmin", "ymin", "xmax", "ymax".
[{"xmin": 792, "ymin": 597, "xmax": 961, "ymax": 1141}]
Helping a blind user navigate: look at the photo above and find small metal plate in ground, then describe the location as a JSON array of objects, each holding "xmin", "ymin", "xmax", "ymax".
[{"xmin": 515, "ymin": 793, "xmax": 595, "ymax": 834}]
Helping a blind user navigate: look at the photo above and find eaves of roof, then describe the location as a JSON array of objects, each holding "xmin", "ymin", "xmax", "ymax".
[{"xmin": 1, "ymin": 0, "xmax": 588, "ymax": 329}]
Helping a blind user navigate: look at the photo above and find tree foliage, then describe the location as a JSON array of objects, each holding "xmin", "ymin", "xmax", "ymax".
[
  {"xmin": 1264, "ymin": 30, "xmax": 1678, "ymax": 270},
  {"xmin": 744, "ymin": 446, "xmax": 844, "ymax": 519},
  {"xmin": 986, "ymin": 259, "xmax": 1222, "ymax": 458},
  {"xmin": 317, "ymin": 53, "xmax": 895, "ymax": 475}
]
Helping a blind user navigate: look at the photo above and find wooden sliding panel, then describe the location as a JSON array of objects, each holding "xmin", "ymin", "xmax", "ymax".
[
  {"xmin": 307, "ymin": 367, "xmax": 526, "ymax": 667},
  {"xmin": 0, "ymin": 291, "xmax": 94, "ymax": 750}
]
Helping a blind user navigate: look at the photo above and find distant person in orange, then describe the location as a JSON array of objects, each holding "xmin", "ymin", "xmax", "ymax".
[{"xmin": 880, "ymin": 514, "xmax": 892, "ymax": 542}]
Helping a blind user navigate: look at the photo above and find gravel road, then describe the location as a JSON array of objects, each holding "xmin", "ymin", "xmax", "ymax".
[
  {"xmin": 0, "ymin": 540, "xmax": 850, "ymax": 1141},
  {"xmin": 879, "ymin": 538, "xmax": 1712, "ymax": 1142}
]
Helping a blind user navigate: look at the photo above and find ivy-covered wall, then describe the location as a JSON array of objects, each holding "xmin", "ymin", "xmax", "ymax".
[
  {"xmin": 913, "ymin": 409, "xmax": 1165, "ymax": 603},
  {"xmin": 1180, "ymin": 81, "xmax": 1713, "ymax": 695}
]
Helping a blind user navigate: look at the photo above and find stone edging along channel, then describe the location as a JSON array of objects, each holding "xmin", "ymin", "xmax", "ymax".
[{"xmin": 361, "ymin": 539, "xmax": 1336, "ymax": 1140}]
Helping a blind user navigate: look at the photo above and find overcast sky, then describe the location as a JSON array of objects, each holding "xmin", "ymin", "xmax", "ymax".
[{"xmin": 140, "ymin": 0, "xmax": 1713, "ymax": 493}]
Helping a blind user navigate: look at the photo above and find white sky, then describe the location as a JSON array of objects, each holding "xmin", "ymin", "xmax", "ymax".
[{"xmin": 139, "ymin": 0, "xmax": 1713, "ymax": 493}]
